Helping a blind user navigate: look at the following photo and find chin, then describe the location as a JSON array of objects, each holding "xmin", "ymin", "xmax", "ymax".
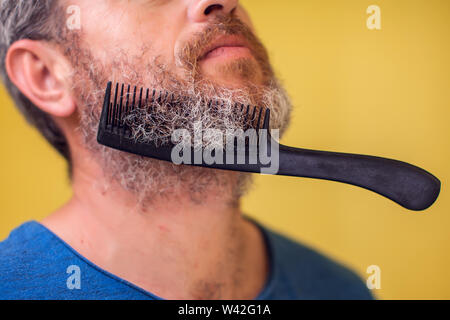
[{"xmin": 201, "ymin": 59, "xmax": 264, "ymax": 87}]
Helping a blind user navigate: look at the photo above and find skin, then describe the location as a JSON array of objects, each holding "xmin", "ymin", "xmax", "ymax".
[{"xmin": 5, "ymin": 0, "xmax": 272, "ymax": 299}]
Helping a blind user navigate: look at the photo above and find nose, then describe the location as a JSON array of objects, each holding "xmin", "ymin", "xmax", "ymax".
[{"xmin": 188, "ymin": 0, "xmax": 239, "ymax": 23}]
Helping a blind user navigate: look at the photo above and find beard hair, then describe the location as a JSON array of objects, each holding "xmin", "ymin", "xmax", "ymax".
[{"xmin": 63, "ymin": 16, "xmax": 292, "ymax": 208}]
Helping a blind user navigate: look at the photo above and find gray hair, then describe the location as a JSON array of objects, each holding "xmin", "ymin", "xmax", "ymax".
[{"xmin": 0, "ymin": 0, "xmax": 71, "ymax": 168}]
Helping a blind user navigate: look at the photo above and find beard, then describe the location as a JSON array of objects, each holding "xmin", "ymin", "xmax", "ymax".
[{"xmin": 63, "ymin": 14, "xmax": 292, "ymax": 207}]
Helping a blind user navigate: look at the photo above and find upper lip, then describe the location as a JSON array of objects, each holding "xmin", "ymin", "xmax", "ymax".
[{"xmin": 199, "ymin": 35, "xmax": 250, "ymax": 60}]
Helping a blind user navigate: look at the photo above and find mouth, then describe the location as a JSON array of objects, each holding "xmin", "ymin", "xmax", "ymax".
[{"xmin": 199, "ymin": 35, "xmax": 253, "ymax": 62}]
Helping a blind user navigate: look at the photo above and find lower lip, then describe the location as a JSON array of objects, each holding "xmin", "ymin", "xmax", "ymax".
[{"xmin": 202, "ymin": 46, "xmax": 253, "ymax": 61}]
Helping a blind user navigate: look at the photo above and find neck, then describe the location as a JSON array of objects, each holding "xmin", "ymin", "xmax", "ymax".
[{"xmin": 42, "ymin": 154, "xmax": 268, "ymax": 299}]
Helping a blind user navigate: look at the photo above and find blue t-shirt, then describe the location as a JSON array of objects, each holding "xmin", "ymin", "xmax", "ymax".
[{"xmin": 0, "ymin": 221, "xmax": 373, "ymax": 300}]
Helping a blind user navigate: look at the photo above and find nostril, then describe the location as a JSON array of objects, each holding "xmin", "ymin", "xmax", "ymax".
[{"xmin": 204, "ymin": 4, "xmax": 224, "ymax": 15}]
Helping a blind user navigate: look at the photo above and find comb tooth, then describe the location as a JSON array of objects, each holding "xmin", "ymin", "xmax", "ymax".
[
  {"xmin": 262, "ymin": 108, "xmax": 271, "ymax": 130},
  {"xmin": 103, "ymin": 82, "xmax": 111, "ymax": 126},
  {"xmin": 157, "ymin": 91, "xmax": 163, "ymax": 104},
  {"xmin": 147, "ymin": 90, "xmax": 154, "ymax": 112},
  {"xmin": 245, "ymin": 105, "xmax": 250, "ymax": 120},
  {"xmin": 125, "ymin": 85, "xmax": 131, "ymax": 116},
  {"xmin": 108, "ymin": 102, "xmax": 113, "ymax": 126},
  {"xmin": 239, "ymin": 104, "xmax": 244, "ymax": 116},
  {"xmin": 107, "ymin": 95, "xmax": 112, "ymax": 125},
  {"xmin": 105, "ymin": 99, "xmax": 109, "ymax": 126},
  {"xmin": 255, "ymin": 107, "xmax": 263, "ymax": 133},
  {"xmin": 131, "ymin": 86, "xmax": 137, "ymax": 111},
  {"xmin": 145, "ymin": 88, "xmax": 149, "ymax": 106},
  {"xmin": 118, "ymin": 84, "xmax": 124, "ymax": 127},
  {"xmin": 250, "ymin": 106, "xmax": 257, "ymax": 123},
  {"xmin": 114, "ymin": 83, "xmax": 121, "ymax": 127},
  {"xmin": 112, "ymin": 83, "xmax": 119, "ymax": 126},
  {"xmin": 116, "ymin": 83, "xmax": 121, "ymax": 126},
  {"xmin": 138, "ymin": 87, "xmax": 143, "ymax": 109},
  {"xmin": 104, "ymin": 82, "xmax": 112, "ymax": 126},
  {"xmin": 124, "ymin": 85, "xmax": 131, "ymax": 137}
]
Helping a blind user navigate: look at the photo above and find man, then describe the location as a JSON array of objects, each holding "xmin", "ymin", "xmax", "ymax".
[{"xmin": 0, "ymin": 0, "xmax": 372, "ymax": 299}]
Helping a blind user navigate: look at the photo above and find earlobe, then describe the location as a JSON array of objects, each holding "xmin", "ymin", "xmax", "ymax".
[{"xmin": 5, "ymin": 39, "xmax": 76, "ymax": 118}]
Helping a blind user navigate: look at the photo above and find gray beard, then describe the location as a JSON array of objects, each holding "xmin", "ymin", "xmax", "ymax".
[{"xmin": 66, "ymin": 39, "xmax": 292, "ymax": 208}]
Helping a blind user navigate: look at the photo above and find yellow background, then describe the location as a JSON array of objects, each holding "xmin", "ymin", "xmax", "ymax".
[{"xmin": 0, "ymin": 0, "xmax": 449, "ymax": 299}]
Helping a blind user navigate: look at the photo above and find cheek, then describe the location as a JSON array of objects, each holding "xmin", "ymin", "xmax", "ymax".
[{"xmin": 76, "ymin": 1, "xmax": 181, "ymax": 68}]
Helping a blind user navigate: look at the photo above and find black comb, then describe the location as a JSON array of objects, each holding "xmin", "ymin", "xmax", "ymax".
[{"xmin": 98, "ymin": 82, "xmax": 441, "ymax": 211}]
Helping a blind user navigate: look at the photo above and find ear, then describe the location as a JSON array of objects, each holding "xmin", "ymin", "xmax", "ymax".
[{"xmin": 5, "ymin": 39, "xmax": 76, "ymax": 118}]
